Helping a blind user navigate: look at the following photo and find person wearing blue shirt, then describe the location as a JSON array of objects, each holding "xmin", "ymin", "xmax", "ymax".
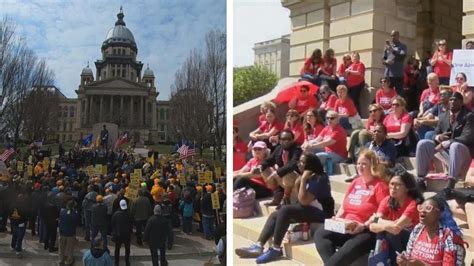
[{"xmin": 366, "ymin": 124, "xmax": 396, "ymax": 167}]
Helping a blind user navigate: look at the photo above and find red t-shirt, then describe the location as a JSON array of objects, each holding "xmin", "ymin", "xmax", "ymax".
[
  {"xmin": 286, "ymin": 122, "xmax": 305, "ymax": 145},
  {"xmin": 365, "ymin": 116, "xmax": 384, "ymax": 131},
  {"xmin": 346, "ymin": 61, "xmax": 365, "ymax": 88},
  {"xmin": 233, "ymin": 139, "xmax": 248, "ymax": 171},
  {"xmin": 304, "ymin": 124, "xmax": 325, "ymax": 141},
  {"xmin": 432, "ymin": 51, "xmax": 453, "ymax": 78},
  {"xmin": 342, "ymin": 177, "xmax": 389, "ymax": 223},
  {"xmin": 337, "ymin": 63, "xmax": 349, "ymax": 76},
  {"xmin": 377, "ymin": 196, "xmax": 419, "ymax": 227},
  {"xmin": 293, "ymin": 95, "xmax": 318, "ymax": 115},
  {"xmin": 258, "ymin": 114, "xmax": 266, "ymax": 126},
  {"xmin": 321, "ymin": 58, "xmax": 337, "ymax": 76},
  {"xmin": 383, "ymin": 112, "xmax": 412, "ymax": 134},
  {"xmin": 320, "ymin": 94, "xmax": 338, "ymax": 110},
  {"xmin": 258, "ymin": 120, "xmax": 284, "ymax": 135},
  {"xmin": 243, "ymin": 158, "xmax": 268, "ymax": 188},
  {"xmin": 317, "ymin": 125, "xmax": 348, "ymax": 159},
  {"xmin": 376, "ymin": 88, "xmax": 398, "ymax": 110},
  {"xmin": 301, "ymin": 57, "xmax": 323, "ymax": 76},
  {"xmin": 420, "ymin": 87, "xmax": 440, "ymax": 106},
  {"xmin": 334, "ymin": 98, "xmax": 358, "ymax": 117},
  {"xmin": 409, "ymin": 227, "xmax": 459, "ymax": 266}
]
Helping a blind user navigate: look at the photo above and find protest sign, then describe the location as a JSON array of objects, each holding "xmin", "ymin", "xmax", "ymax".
[
  {"xmin": 449, "ymin": 49, "xmax": 474, "ymax": 85},
  {"xmin": 214, "ymin": 167, "xmax": 221, "ymax": 179},
  {"xmin": 17, "ymin": 161, "xmax": 24, "ymax": 172},
  {"xmin": 134, "ymin": 169, "xmax": 142, "ymax": 179},
  {"xmin": 211, "ymin": 191, "xmax": 220, "ymax": 210},
  {"xmin": 95, "ymin": 165, "xmax": 102, "ymax": 175},
  {"xmin": 27, "ymin": 165, "xmax": 33, "ymax": 177}
]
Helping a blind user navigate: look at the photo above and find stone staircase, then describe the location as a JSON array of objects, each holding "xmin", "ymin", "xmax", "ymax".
[{"xmin": 233, "ymin": 157, "xmax": 474, "ymax": 265}]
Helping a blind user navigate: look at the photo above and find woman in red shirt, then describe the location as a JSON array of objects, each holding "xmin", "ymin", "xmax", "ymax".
[
  {"xmin": 249, "ymin": 109, "xmax": 284, "ymax": 149},
  {"xmin": 451, "ymin": 73, "xmax": 467, "ymax": 93},
  {"xmin": 345, "ymin": 52, "xmax": 366, "ymax": 113},
  {"xmin": 233, "ymin": 141, "xmax": 273, "ymax": 199},
  {"xmin": 284, "ymin": 109, "xmax": 305, "ymax": 145},
  {"xmin": 320, "ymin": 48, "xmax": 339, "ymax": 90},
  {"xmin": 288, "ymin": 85, "xmax": 318, "ymax": 117},
  {"xmin": 301, "ymin": 109, "xmax": 325, "ymax": 153},
  {"xmin": 397, "ymin": 197, "xmax": 465, "ymax": 266},
  {"xmin": 233, "ymin": 126, "xmax": 248, "ymax": 171},
  {"xmin": 368, "ymin": 172, "xmax": 423, "ymax": 264},
  {"xmin": 314, "ymin": 150, "xmax": 389, "ymax": 265},
  {"xmin": 300, "ymin": 48, "xmax": 324, "ymax": 84},
  {"xmin": 430, "ymin": 39, "xmax": 453, "ymax": 85},
  {"xmin": 375, "ymin": 77, "xmax": 398, "ymax": 112},
  {"xmin": 336, "ymin": 54, "xmax": 352, "ymax": 86},
  {"xmin": 258, "ymin": 101, "xmax": 276, "ymax": 126},
  {"xmin": 383, "ymin": 96, "xmax": 413, "ymax": 156},
  {"xmin": 347, "ymin": 104, "xmax": 385, "ymax": 163},
  {"xmin": 334, "ymin": 85, "xmax": 360, "ymax": 132},
  {"xmin": 318, "ymin": 85, "xmax": 338, "ymax": 111},
  {"xmin": 418, "ymin": 73, "xmax": 441, "ymax": 118}
]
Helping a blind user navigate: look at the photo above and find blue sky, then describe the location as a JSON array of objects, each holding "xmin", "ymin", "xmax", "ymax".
[
  {"xmin": 0, "ymin": 0, "xmax": 226, "ymax": 100},
  {"xmin": 233, "ymin": 0, "xmax": 290, "ymax": 67}
]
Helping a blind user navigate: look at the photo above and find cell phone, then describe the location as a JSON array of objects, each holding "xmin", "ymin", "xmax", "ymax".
[{"xmin": 385, "ymin": 40, "xmax": 390, "ymax": 45}]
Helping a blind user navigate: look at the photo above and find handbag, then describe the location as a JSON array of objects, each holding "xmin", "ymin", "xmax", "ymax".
[{"xmin": 233, "ymin": 187, "xmax": 256, "ymax": 218}]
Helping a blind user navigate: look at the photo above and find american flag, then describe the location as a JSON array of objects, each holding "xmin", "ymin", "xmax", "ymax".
[
  {"xmin": 0, "ymin": 148, "xmax": 15, "ymax": 162},
  {"xmin": 114, "ymin": 132, "xmax": 128, "ymax": 150},
  {"xmin": 178, "ymin": 144, "xmax": 195, "ymax": 159}
]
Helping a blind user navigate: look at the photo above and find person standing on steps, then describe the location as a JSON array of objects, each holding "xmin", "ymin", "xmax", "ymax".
[
  {"xmin": 144, "ymin": 205, "xmax": 171, "ymax": 266},
  {"xmin": 111, "ymin": 199, "xmax": 133, "ymax": 266},
  {"xmin": 383, "ymin": 30, "xmax": 407, "ymax": 96},
  {"xmin": 58, "ymin": 200, "xmax": 79, "ymax": 266}
]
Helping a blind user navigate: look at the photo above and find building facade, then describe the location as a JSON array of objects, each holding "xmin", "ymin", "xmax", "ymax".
[
  {"xmin": 281, "ymin": 0, "xmax": 472, "ymax": 88},
  {"xmin": 57, "ymin": 8, "xmax": 171, "ymax": 144},
  {"xmin": 253, "ymin": 35, "xmax": 291, "ymax": 78}
]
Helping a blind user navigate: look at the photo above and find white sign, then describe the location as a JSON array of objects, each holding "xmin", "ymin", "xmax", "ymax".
[{"xmin": 449, "ymin": 49, "xmax": 474, "ymax": 86}]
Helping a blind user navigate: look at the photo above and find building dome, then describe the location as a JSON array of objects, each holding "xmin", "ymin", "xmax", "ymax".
[
  {"xmin": 143, "ymin": 65, "xmax": 154, "ymax": 77},
  {"xmin": 81, "ymin": 63, "xmax": 93, "ymax": 75},
  {"xmin": 102, "ymin": 7, "xmax": 137, "ymax": 49}
]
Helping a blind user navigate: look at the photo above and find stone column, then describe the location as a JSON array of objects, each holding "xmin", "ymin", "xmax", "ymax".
[
  {"xmin": 76, "ymin": 96, "xmax": 82, "ymax": 129},
  {"xmin": 130, "ymin": 96, "xmax": 134, "ymax": 126},
  {"xmin": 151, "ymin": 98, "xmax": 157, "ymax": 130},
  {"xmin": 89, "ymin": 95, "xmax": 94, "ymax": 124},
  {"xmin": 109, "ymin": 95, "xmax": 113, "ymax": 119},
  {"xmin": 84, "ymin": 96, "xmax": 89, "ymax": 125},
  {"xmin": 463, "ymin": 0, "xmax": 474, "ymax": 47},
  {"xmin": 120, "ymin": 96, "xmax": 124, "ymax": 125},
  {"xmin": 99, "ymin": 95, "xmax": 104, "ymax": 122},
  {"xmin": 144, "ymin": 99, "xmax": 148, "ymax": 126},
  {"xmin": 140, "ymin": 97, "xmax": 144, "ymax": 126}
]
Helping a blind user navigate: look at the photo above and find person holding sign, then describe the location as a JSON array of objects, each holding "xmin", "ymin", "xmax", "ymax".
[
  {"xmin": 235, "ymin": 153, "xmax": 335, "ymax": 264},
  {"xmin": 201, "ymin": 184, "xmax": 216, "ymax": 240},
  {"xmin": 314, "ymin": 150, "xmax": 388, "ymax": 266}
]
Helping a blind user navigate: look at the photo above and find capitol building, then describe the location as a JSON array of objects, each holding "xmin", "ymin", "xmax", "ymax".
[{"xmin": 56, "ymin": 8, "xmax": 171, "ymax": 145}]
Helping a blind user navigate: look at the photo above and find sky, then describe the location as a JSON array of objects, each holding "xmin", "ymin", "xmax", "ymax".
[
  {"xmin": 0, "ymin": 0, "xmax": 226, "ymax": 100},
  {"xmin": 233, "ymin": 0, "xmax": 290, "ymax": 67}
]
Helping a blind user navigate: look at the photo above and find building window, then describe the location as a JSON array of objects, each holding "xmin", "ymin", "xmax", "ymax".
[
  {"xmin": 113, "ymin": 48, "xmax": 116, "ymax": 54},
  {"xmin": 68, "ymin": 134, "xmax": 72, "ymax": 141},
  {"xmin": 160, "ymin": 124, "xmax": 165, "ymax": 131},
  {"xmin": 62, "ymin": 135, "xmax": 66, "ymax": 141},
  {"xmin": 63, "ymin": 106, "xmax": 68, "ymax": 117},
  {"xmin": 122, "ymin": 69, "xmax": 125, "ymax": 77},
  {"xmin": 112, "ymin": 70, "xmax": 115, "ymax": 77},
  {"xmin": 165, "ymin": 109, "xmax": 169, "ymax": 120},
  {"xmin": 69, "ymin": 106, "xmax": 75, "ymax": 117},
  {"xmin": 160, "ymin": 109, "xmax": 164, "ymax": 120},
  {"xmin": 63, "ymin": 122, "xmax": 67, "ymax": 131}
]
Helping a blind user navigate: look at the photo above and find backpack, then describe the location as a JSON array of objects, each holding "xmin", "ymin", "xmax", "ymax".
[{"xmin": 233, "ymin": 187, "xmax": 256, "ymax": 218}]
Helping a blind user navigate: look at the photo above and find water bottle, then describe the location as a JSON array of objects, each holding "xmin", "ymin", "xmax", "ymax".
[
  {"xmin": 325, "ymin": 157, "xmax": 333, "ymax": 175},
  {"xmin": 369, "ymin": 249, "xmax": 374, "ymax": 258}
]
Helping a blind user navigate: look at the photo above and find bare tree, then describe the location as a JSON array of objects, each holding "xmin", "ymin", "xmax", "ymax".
[
  {"xmin": 203, "ymin": 30, "xmax": 226, "ymax": 160},
  {"xmin": 23, "ymin": 85, "xmax": 59, "ymax": 141},
  {"xmin": 169, "ymin": 49, "xmax": 212, "ymax": 156}
]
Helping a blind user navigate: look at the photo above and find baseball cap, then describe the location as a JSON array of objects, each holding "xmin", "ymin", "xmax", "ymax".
[
  {"xmin": 119, "ymin": 199, "xmax": 127, "ymax": 210},
  {"xmin": 252, "ymin": 141, "xmax": 267, "ymax": 149}
]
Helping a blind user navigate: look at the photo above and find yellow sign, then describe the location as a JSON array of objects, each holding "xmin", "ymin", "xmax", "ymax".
[
  {"xmin": 134, "ymin": 169, "xmax": 142, "ymax": 179},
  {"xmin": 179, "ymin": 174, "xmax": 186, "ymax": 186},
  {"xmin": 198, "ymin": 171, "xmax": 206, "ymax": 184},
  {"xmin": 186, "ymin": 166, "xmax": 194, "ymax": 175},
  {"xmin": 126, "ymin": 189, "xmax": 138, "ymax": 200},
  {"xmin": 150, "ymin": 169, "xmax": 160, "ymax": 179},
  {"xmin": 85, "ymin": 166, "xmax": 93, "ymax": 177},
  {"xmin": 28, "ymin": 156, "xmax": 33, "ymax": 164},
  {"xmin": 95, "ymin": 165, "xmax": 102, "ymax": 175},
  {"xmin": 214, "ymin": 167, "xmax": 221, "ymax": 178},
  {"xmin": 102, "ymin": 165, "xmax": 107, "ymax": 176},
  {"xmin": 130, "ymin": 173, "xmax": 141, "ymax": 184},
  {"xmin": 43, "ymin": 157, "xmax": 50, "ymax": 170},
  {"xmin": 27, "ymin": 165, "xmax": 33, "ymax": 177},
  {"xmin": 17, "ymin": 161, "xmax": 24, "ymax": 172},
  {"xmin": 211, "ymin": 192, "xmax": 220, "ymax": 210},
  {"xmin": 205, "ymin": 171, "xmax": 213, "ymax": 183},
  {"xmin": 51, "ymin": 159, "xmax": 56, "ymax": 168}
]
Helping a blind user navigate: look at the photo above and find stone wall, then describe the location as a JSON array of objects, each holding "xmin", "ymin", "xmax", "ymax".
[{"xmin": 463, "ymin": 0, "xmax": 474, "ymax": 47}]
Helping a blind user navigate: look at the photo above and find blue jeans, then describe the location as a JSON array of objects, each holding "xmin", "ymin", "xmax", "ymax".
[
  {"xmin": 11, "ymin": 223, "xmax": 27, "ymax": 252},
  {"xmin": 415, "ymin": 125, "xmax": 434, "ymax": 140},
  {"xmin": 316, "ymin": 152, "xmax": 344, "ymax": 171},
  {"xmin": 182, "ymin": 216, "xmax": 193, "ymax": 234},
  {"xmin": 202, "ymin": 216, "xmax": 215, "ymax": 238},
  {"xmin": 424, "ymin": 130, "xmax": 435, "ymax": 140}
]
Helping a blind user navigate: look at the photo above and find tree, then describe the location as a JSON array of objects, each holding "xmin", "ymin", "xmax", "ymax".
[
  {"xmin": 204, "ymin": 30, "xmax": 226, "ymax": 160},
  {"xmin": 233, "ymin": 65, "xmax": 278, "ymax": 106},
  {"xmin": 23, "ymin": 86, "xmax": 60, "ymax": 141}
]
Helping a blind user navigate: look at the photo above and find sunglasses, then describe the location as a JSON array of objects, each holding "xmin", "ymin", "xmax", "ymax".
[
  {"xmin": 417, "ymin": 204, "xmax": 439, "ymax": 213},
  {"xmin": 369, "ymin": 109, "xmax": 380, "ymax": 113},
  {"xmin": 440, "ymin": 92, "xmax": 452, "ymax": 97},
  {"xmin": 326, "ymin": 117, "xmax": 337, "ymax": 120},
  {"xmin": 456, "ymin": 77, "xmax": 464, "ymax": 80}
]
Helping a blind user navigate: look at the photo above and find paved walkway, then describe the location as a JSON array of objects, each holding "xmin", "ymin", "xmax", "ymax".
[{"xmin": 0, "ymin": 226, "xmax": 217, "ymax": 265}]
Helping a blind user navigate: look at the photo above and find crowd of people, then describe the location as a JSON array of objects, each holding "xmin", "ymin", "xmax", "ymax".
[
  {"xmin": 0, "ymin": 143, "xmax": 226, "ymax": 266},
  {"xmin": 234, "ymin": 30, "xmax": 474, "ymax": 264}
]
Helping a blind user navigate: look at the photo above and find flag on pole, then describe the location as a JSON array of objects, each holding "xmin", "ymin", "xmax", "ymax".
[
  {"xmin": 29, "ymin": 138, "xmax": 44, "ymax": 148},
  {"xmin": 114, "ymin": 132, "xmax": 128, "ymax": 150},
  {"xmin": 82, "ymin": 133, "xmax": 93, "ymax": 146},
  {"xmin": 148, "ymin": 153, "xmax": 155, "ymax": 166},
  {"xmin": 0, "ymin": 148, "xmax": 15, "ymax": 162},
  {"xmin": 95, "ymin": 135, "xmax": 101, "ymax": 147},
  {"xmin": 177, "ymin": 144, "xmax": 187, "ymax": 154}
]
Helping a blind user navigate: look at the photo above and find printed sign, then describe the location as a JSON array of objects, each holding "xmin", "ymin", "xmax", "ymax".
[
  {"xmin": 86, "ymin": 166, "xmax": 95, "ymax": 177},
  {"xmin": 27, "ymin": 165, "xmax": 33, "ymax": 177},
  {"xmin": 211, "ymin": 192, "xmax": 220, "ymax": 210},
  {"xmin": 134, "ymin": 169, "xmax": 142, "ymax": 179},
  {"xmin": 95, "ymin": 165, "xmax": 102, "ymax": 175},
  {"xmin": 179, "ymin": 174, "xmax": 186, "ymax": 186},
  {"xmin": 102, "ymin": 165, "xmax": 107, "ymax": 175},
  {"xmin": 449, "ymin": 49, "xmax": 474, "ymax": 85},
  {"xmin": 214, "ymin": 167, "xmax": 221, "ymax": 178},
  {"xmin": 51, "ymin": 159, "xmax": 56, "ymax": 168},
  {"xmin": 17, "ymin": 161, "xmax": 24, "ymax": 172},
  {"xmin": 205, "ymin": 171, "xmax": 213, "ymax": 184}
]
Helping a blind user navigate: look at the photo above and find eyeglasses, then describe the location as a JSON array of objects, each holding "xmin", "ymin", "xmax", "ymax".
[
  {"xmin": 391, "ymin": 103, "xmax": 401, "ymax": 107},
  {"xmin": 417, "ymin": 204, "xmax": 439, "ymax": 213},
  {"xmin": 440, "ymin": 92, "xmax": 452, "ymax": 97},
  {"xmin": 326, "ymin": 117, "xmax": 337, "ymax": 120},
  {"xmin": 456, "ymin": 77, "xmax": 464, "ymax": 80}
]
